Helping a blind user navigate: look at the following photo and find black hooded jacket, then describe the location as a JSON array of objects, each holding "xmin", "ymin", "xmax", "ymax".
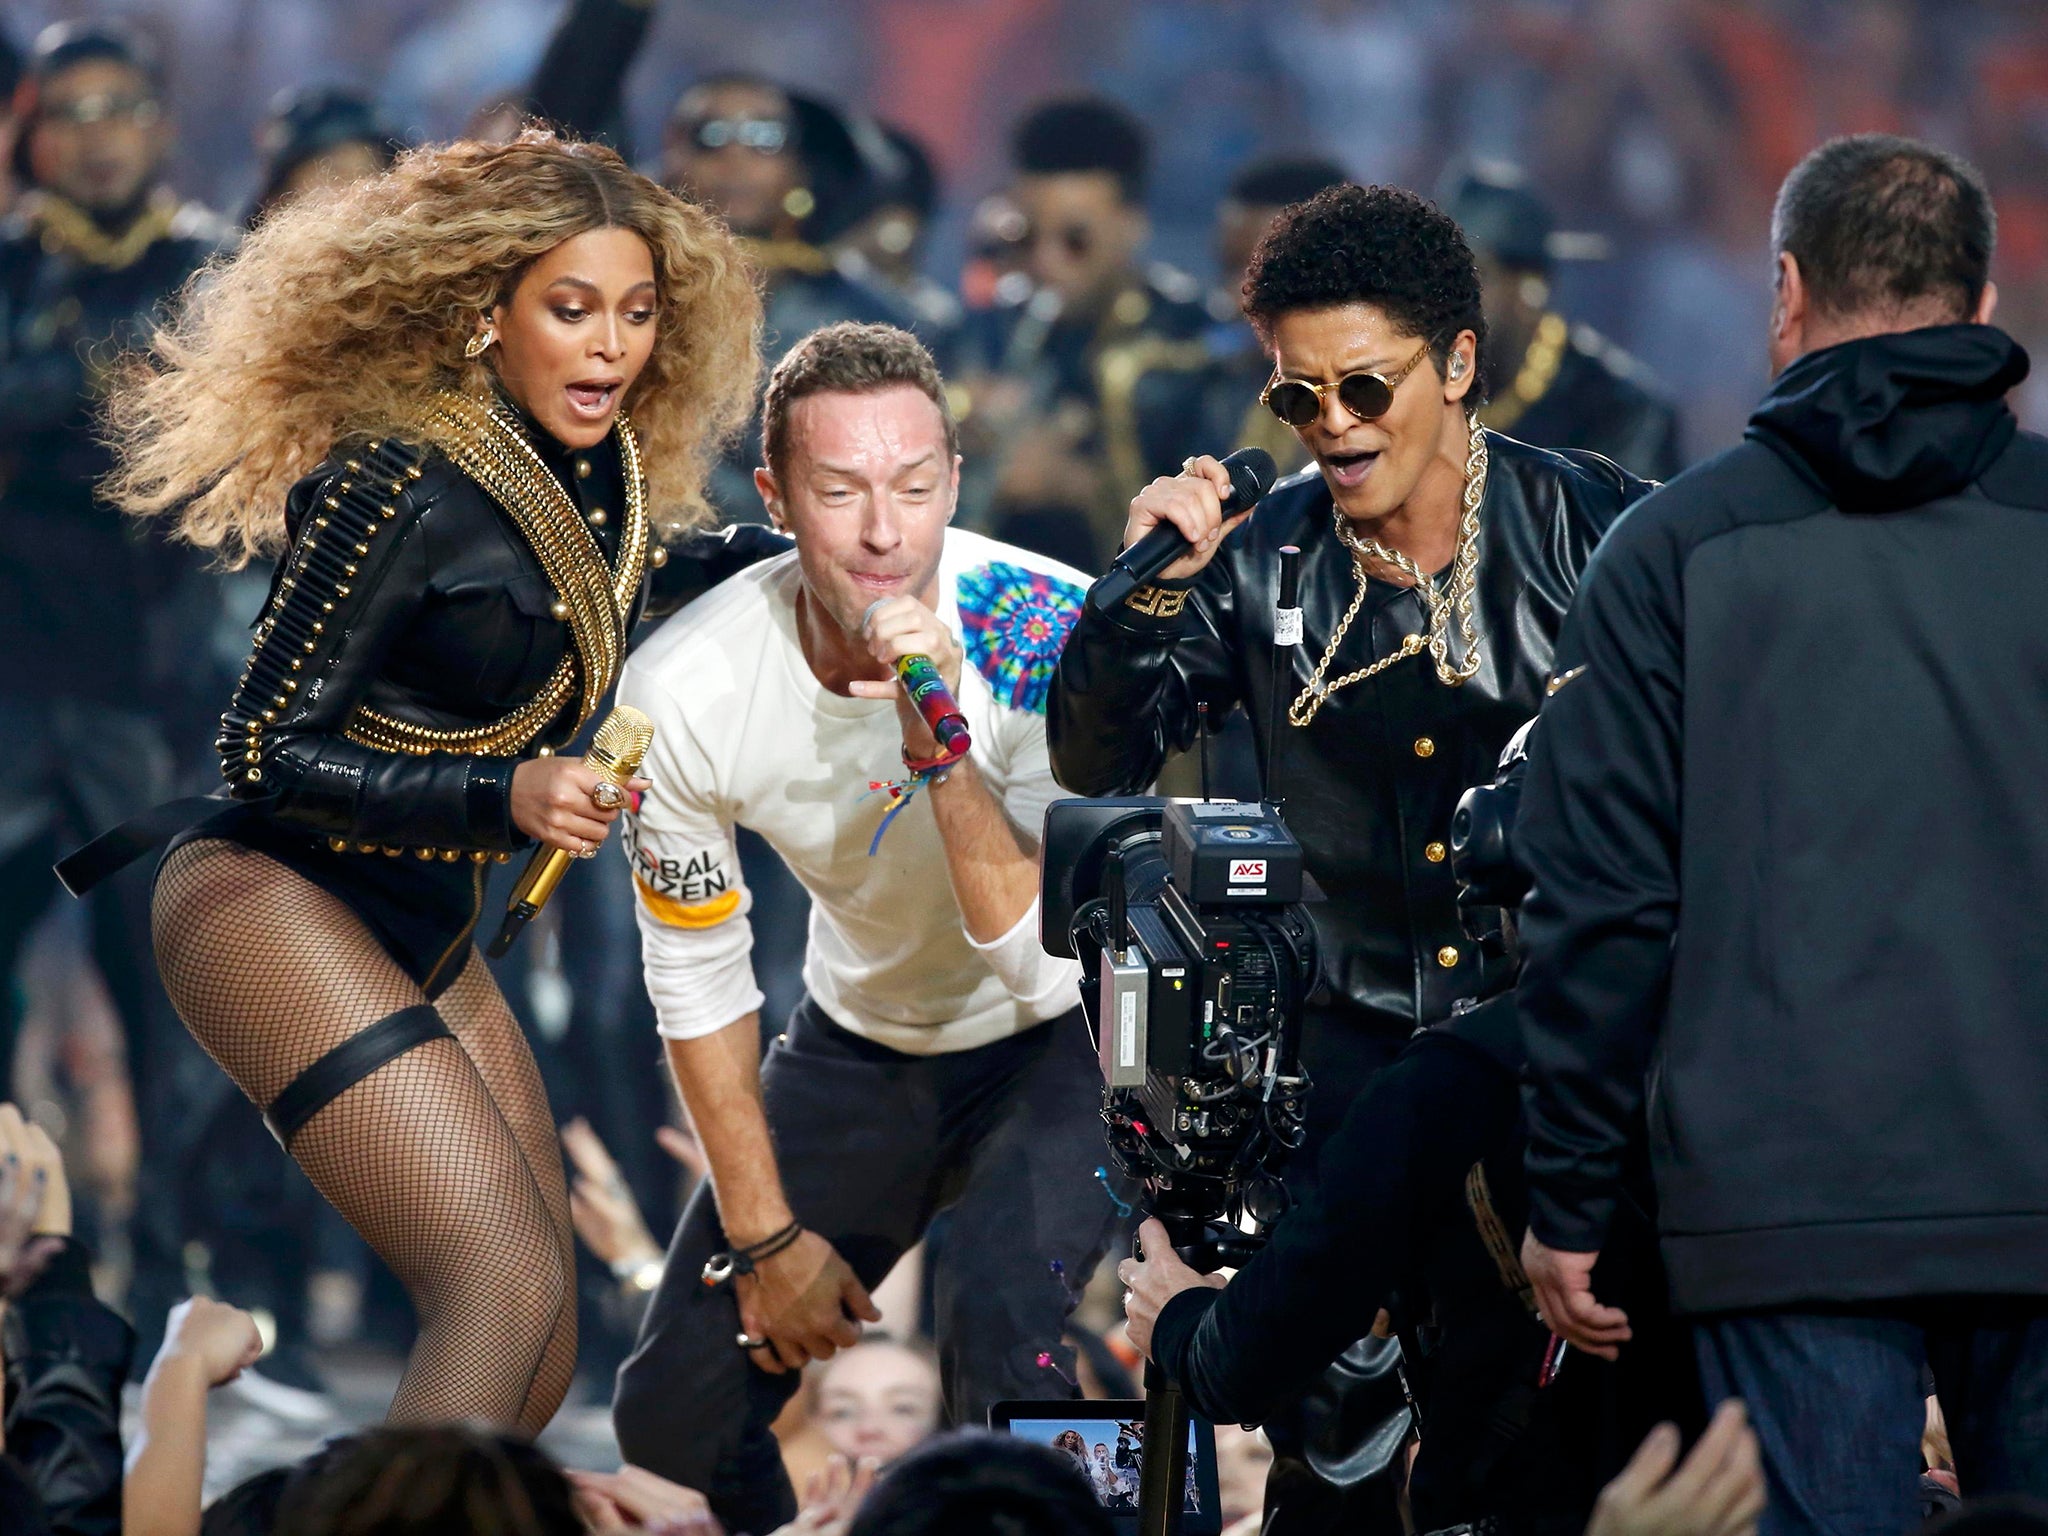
[{"xmin": 1515, "ymin": 324, "xmax": 2048, "ymax": 1313}]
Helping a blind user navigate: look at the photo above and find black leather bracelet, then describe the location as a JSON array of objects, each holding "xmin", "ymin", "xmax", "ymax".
[
  {"xmin": 698, "ymin": 1219, "xmax": 805, "ymax": 1290},
  {"xmin": 737, "ymin": 1218, "xmax": 804, "ymax": 1259}
]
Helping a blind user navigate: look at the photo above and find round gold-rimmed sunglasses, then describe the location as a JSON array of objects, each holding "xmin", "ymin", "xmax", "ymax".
[{"xmin": 1260, "ymin": 339, "xmax": 1435, "ymax": 428}]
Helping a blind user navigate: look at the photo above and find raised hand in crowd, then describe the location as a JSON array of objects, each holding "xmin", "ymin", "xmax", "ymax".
[
  {"xmin": 0, "ymin": 1100, "xmax": 74, "ymax": 1464},
  {"xmin": 563, "ymin": 1117, "xmax": 669, "ymax": 1278},
  {"xmin": 768, "ymin": 1453, "xmax": 881, "ymax": 1536},
  {"xmin": 0, "ymin": 1102, "xmax": 129, "ymax": 1536},
  {"xmin": 123, "ymin": 1297, "xmax": 264, "ymax": 1536},
  {"xmin": 1585, "ymin": 1401, "xmax": 1766, "ymax": 1536},
  {"xmin": 563, "ymin": 1117, "xmax": 708, "ymax": 1293},
  {"xmin": 569, "ymin": 1463, "xmax": 723, "ymax": 1534},
  {"xmin": 0, "ymin": 1102, "xmax": 71, "ymax": 1285}
]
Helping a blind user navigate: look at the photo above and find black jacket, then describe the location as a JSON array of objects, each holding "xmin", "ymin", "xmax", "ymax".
[
  {"xmin": 0, "ymin": 194, "xmax": 228, "ymax": 710},
  {"xmin": 226, "ymin": 424, "xmax": 639, "ymax": 853},
  {"xmin": 1516, "ymin": 323, "xmax": 2048, "ymax": 1313},
  {"xmin": 226, "ymin": 418, "xmax": 782, "ymax": 855},
  {"xmin": 1153, "ymin": 1001, "xmax": 1688, "ymax": 1534},
  {"xmin": 1496, "ymin": 326, "xmax": 1685, "ymax": 484},
  {"xmin": 1048, "ymin": 433, "xmax": 1649, "ymax": 1034},
  {"xmin": 2, "ymin": 1239, "xmax": 132, "ymax": 1536}
]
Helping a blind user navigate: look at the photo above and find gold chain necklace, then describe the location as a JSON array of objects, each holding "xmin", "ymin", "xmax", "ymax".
[
  {"xmin": 30, "ymin": 190, "xmax": 181, "ymax": 271},
  {"xmin": 1287, "ymin": 417, "xmax": 1488, "ymax": 728}
]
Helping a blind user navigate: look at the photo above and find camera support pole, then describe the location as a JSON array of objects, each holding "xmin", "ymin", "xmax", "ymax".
[
  {"xmin": 1264, "ymin": 545, "xmax": 1303, "ymax": 803},
  {"xmin": 1138, "ymin": 1358, "xmax": 1191, "ymax": 1536},
  {"xmin": 1136, "ymin": 1207, "xmax": 1232, "ymax": 1536}
]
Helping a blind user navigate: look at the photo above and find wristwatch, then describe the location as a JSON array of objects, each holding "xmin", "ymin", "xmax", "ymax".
[{"xmin": 612, "ymin": 1254, "xmax": 664, "ymax": 1294}]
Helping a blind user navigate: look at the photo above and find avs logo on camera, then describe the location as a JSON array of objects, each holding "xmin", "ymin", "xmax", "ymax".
[{"xmin": 1228, "ymin": 859, "xmax": 1268, "ymax": 884}]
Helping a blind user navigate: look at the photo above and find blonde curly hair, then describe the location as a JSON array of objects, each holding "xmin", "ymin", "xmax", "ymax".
[{"xmin": 104, "ymin": 128, "xmax": 762, "ymax": 568}]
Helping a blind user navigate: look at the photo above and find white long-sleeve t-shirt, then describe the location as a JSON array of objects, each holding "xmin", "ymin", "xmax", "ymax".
[{"xmin": 618, "ymin": 528, "xmax": 1089, "ymax": 1056}]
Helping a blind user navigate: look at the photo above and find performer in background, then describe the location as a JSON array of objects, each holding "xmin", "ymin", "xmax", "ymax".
[
  {"xmin": 665, "ymin": 73, "xmax": 918, "ymax": 525},
  {"xmin": 1444, "ymin": 165, "xmax": 1685, "ymax": 481},
  {"xmin": 1048, "ymin": 183, "xmax": 1651, "ymax": 1533},
  {"xmin": 89, "ymin": 130, "xmax": 759, "ymax": 1429},
  {"xmin": 0, "ymin": 20, "xmax": 231, "ymax": 1362},
  {"xmin": 955, "ymin": 95, "xmax": 1209, "ymax": 571},
  {"xmin": 1127, "ymin": 155, "xmax": 1351, "ymax": 491},
  {"xmin": 246, "ymin": 86, "xmax": 399, "ymax": 225},
  {"xmin": 613, "ymin": 322, "xmax": 1114, "ymax": 1534}
]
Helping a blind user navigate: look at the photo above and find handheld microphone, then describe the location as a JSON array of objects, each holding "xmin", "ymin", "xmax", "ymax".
[
  {"xmin": 1088, "ymin": 446, "xmax": 1279, "ymax": 615},
  {"xmin": 860, "ymin": 600, "xmax": 972, "ymax": 757},
  {"xmin": 486, "ymin": 705, "xmax": 655, "ymax": 958}
]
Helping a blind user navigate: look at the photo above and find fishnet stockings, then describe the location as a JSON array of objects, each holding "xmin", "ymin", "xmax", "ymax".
[{"xmin": 152, "ymin": 839, "xmax": 576, "ymax": 1432}]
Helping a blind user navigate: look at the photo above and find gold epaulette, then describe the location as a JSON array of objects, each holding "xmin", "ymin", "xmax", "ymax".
[{"xmin": 342, "ymin": 393, "xmax": 648, "ymax": 756}]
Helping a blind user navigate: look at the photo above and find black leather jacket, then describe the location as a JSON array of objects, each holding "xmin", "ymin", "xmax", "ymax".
[
  {"xmin": 0, "ymin": 192, "xmax": 230, "ymax": 709},
  {"xmin": 227, "ymin": 422, "xmax": 638, "ymax": 852},
  {"xmin": 2, "ymin": 1239, "xmax": 133, "ymax": 1536},
  {"xmin": 47, "ymin": 404, "xmax": 783, "ymax": 988},
  {"xmin": 226, "ymin": 416, "xmax": 781, "ymax": 856},
  {"xmin": 1048, "ymin": 431, "xmax": 1649, "ymax": 1035}
]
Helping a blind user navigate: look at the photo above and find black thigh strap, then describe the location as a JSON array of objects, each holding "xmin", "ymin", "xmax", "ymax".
[{"xmin": 264, "ymin": 1004, "xmax": 454, "ymax": 1148}]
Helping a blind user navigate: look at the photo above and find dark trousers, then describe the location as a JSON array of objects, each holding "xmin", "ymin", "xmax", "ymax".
[
  {"xmin": 0, "ymin": 698, "xmax": 203, "ymax": 1364},
  {"xmin": 613, "ymin": 998, "xmax": 1119, "ymax": 1536},
  {"xmin": 1261, "ymin": 1010, "xmax": 1414, "ymax": 1536},
  {"xmin": 1695, "ymin": 1300, "xmax": 2048, "ymax": 1535}
]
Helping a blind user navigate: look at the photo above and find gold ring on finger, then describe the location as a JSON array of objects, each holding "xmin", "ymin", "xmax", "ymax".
[{"xmin": 590, "ymin": 780, "xmax": 627, "ymax": 812}]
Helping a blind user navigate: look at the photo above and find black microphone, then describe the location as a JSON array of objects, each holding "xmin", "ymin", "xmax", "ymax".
[{"xmin": 1089, "ymin": 447, "xmax": 1278, "ymax": 615}]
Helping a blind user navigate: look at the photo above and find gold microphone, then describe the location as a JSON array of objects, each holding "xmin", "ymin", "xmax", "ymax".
[{"xmin": 486, "ymin": 705, "xmax": 654, "ymax": 957}]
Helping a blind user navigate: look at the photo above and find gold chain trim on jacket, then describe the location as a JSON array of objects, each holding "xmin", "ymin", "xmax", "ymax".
[
  {"xmin": 1288, "ymin": 417, "xmax": 1489, "ymax": 727},
  {"xmin": 342, "ymin": 665, "xmax": 580, "ymax": 758},
  {"xmin": 1477, "ymin": 312, "xmax": 1567, "ymax": 435},
  {"xmin": 29, "ymin": 190, "xmax": 181, "ymax": 271},
  {"xmin": 1464, "ymin": 1161, "xmax": 1538, "ymax": 1314},
  {"xmin": 343, "ymin": 392, "xmax": 648, "ymax": 756}
]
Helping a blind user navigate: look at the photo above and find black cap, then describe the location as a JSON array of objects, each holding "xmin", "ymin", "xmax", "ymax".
[
  {"xmin": 868, "ymin": 121, "xmax": 937, "ymax": 221},
  {"xmin": 1227, "ymin": 155, "xmax": 1348, "ymax": 210},
  {"xmin": 786, "ymin": 90, "xmax": 875, "ymax": 244},
  {"xmin": 29, "ymin": 20, "xmax": 160, "ymax": 89},
  {"xmin": 1442, "ymin": 163, "xmax": 1556, "ymax": 272},
  {"xmin": 251, "ymin": 86, "xmax": 399, "ymax": 219}
]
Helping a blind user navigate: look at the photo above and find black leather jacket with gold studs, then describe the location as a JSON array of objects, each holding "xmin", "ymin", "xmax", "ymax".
[
  {"xmin": 1048, "ymin": 431, "xmax": 1650, "ymax": 1036},
  {"xmin": 221, "ymin": 396, "xmax": 780, "ymax": 858}
]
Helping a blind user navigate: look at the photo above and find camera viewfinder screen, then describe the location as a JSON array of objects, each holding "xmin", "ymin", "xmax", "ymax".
[{"xmin": 1006, "ymin": 1415, "xmax": 1202, "ymax": 1515}]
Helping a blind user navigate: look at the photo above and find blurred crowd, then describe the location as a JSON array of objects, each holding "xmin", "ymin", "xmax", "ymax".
[
  {"xmin": 4, "ymin": 0, "xmax": 2047, "ymax": 457},
  {"xmin": 0, "ymin": 0, "xmax": 2044, "ymax": 1531}
]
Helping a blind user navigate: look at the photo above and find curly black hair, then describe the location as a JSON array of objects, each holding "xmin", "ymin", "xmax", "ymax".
[{"xmin": 1243, "ymin": 182, "xmax": 1489, "ymax": 399}]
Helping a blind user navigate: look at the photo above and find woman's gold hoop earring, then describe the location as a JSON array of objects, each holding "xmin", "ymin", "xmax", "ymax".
[{"xmin": 464, "ymin": 327, "xmax": 495, "ymax": 360}]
